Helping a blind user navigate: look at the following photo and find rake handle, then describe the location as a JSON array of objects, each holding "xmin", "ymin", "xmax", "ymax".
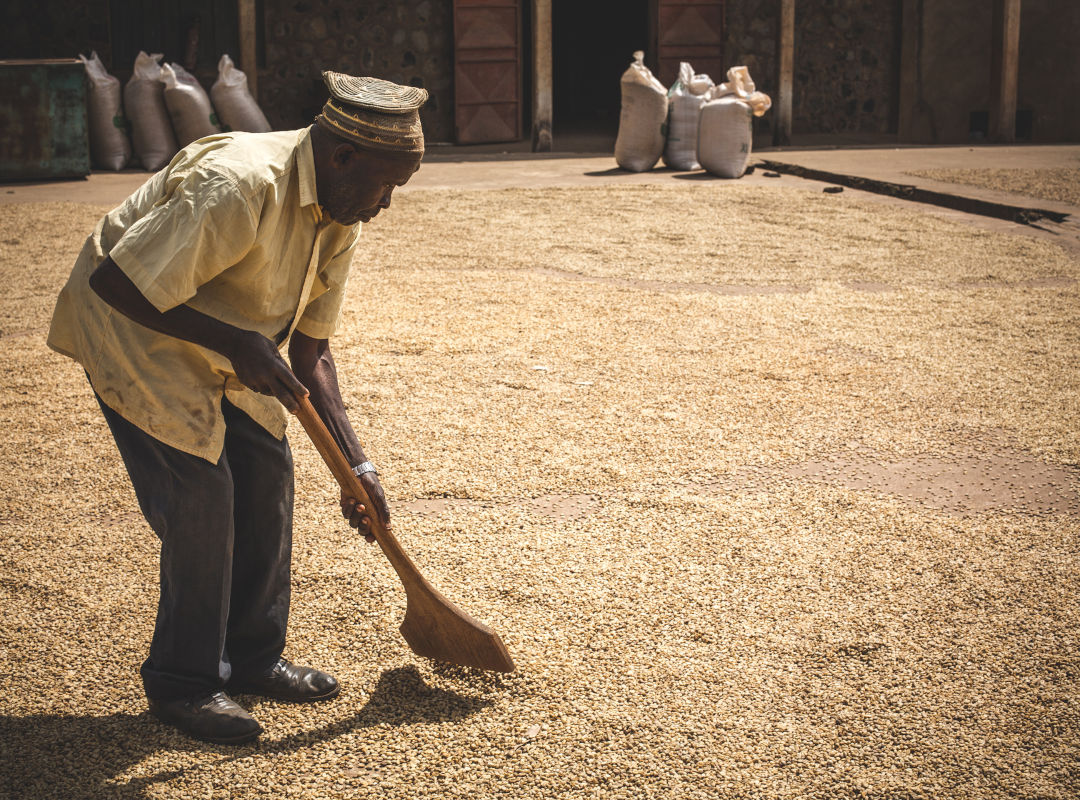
[
  {"xmin": 293, "ymin": 394, "xmax": 516, "ymax": 673},
  {"xmin": 292, "ymin": 394, "xmax": 424, "ymax": 594}
]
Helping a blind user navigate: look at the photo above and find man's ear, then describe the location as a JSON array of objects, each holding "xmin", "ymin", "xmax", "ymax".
[{"xmin": 331, "ymin": 143, "xmax": 357, "ymax": 169}]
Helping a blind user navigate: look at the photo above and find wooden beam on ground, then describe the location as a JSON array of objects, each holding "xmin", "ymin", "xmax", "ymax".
[
  {"xmin": 774, "ymin": 0, "xmax": 794, "ymax": 146},
  {"xmin": 531, "ymin": 0, "xmax": 553, "ymax": 152},
  {"xmin": 990, "ymin": 0, "xmax": 1021, "ymax": 142},
  {"xmin": 238, "ymin": 0, "xmax": 258, "ymax": 102}
]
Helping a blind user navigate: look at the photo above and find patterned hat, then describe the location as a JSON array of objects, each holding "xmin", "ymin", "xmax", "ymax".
[{"xmin": 316, "ymin": 71, "xmax": 428, "ymax": 155}]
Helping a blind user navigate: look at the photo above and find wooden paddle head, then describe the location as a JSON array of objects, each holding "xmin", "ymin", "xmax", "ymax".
[
  {"xmin": 400, "ymin": 581, "xmax": 516, "ymax": 673},
  {"xmin": 292, "ymin": 395, "xmax": 515, "ymax": 673}
]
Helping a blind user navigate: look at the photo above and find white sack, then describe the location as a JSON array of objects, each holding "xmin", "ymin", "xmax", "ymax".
[
  {"xmin": 662, "ymin": 61, "xmax": 713, "ymax": 171},
  {"xmin": 79, "ymin": 51, "xmax": 132, "ymax": 171},
  {"xmin": 709, "ymin": 65, "xmax": 772, "ymax": 116},
  {"xmin": 124, "ymin": 52, "xmax": 179, "ymax": 170},
  {"xmin": 614, "ymin": 51, "xmax": 668, "ymax": 173},
  {"xmin": 161, "ymin": 62, "xmax": 222, "ymax": 148},
  {"xmin": 697, "ymin": 66, "xmax": 772, "ymax": 179},
  {"xmin": 697, "ymin": 98, "xmax": 753, "ymax": 178},
  {"xmin": 211, "ymin": 54, "xmax": 271, "ymax": 133}
]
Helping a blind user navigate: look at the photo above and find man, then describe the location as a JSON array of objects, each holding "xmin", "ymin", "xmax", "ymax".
[{"xmin": 46, "ymin": 72, "xmax": 425, "ymax": 745}]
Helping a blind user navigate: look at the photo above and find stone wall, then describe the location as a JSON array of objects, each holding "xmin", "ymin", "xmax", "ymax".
[
  {"xmin": 259, "ymin": 0, "xmax": 455, "ymax": 142},
  {"xmin": 791, "ymin": 0, "xmax": 900, "ymax": 135},
  {"xmin": 723, "ymin": 0, "xmax": 779, "ymax": 142},
  {"xmin": 1019, "ymin": 0, "xmax": 1080, "ymax": 142},
  {"xmin": 725, "ymin": 0, "xmax": 901, "ymax": 139}
]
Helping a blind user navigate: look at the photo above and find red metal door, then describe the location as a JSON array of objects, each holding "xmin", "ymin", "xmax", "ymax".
[
  {"xmin": 453, "ymin": 0, "xmax": 522, "ymax": 143},
  {"xmin": 656, "ymin": 0, "xmax": 726, "ymax": 87}
]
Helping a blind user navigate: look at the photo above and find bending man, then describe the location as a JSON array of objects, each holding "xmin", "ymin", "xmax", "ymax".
[{"xmin": 47, "ymin": 72, "xmax": 425, "ymax": 745}]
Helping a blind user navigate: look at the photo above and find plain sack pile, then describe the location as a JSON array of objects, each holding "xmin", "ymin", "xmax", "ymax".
[
  {"xmin": 615, "ymin": 55, "xmax": 772, "ymax": 178},
  {"xmin": 83, "ymin": 51, "xmax": 271, "ymax": 171}
]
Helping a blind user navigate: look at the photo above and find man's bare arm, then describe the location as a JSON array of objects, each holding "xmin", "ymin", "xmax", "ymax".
[
  {"xmin": 89, "ymin": 256, "xmax": 308, "ymax": 411},
  {"xmin": 289, "ymin": 330, "xmax": 390, "ymax": 538}
]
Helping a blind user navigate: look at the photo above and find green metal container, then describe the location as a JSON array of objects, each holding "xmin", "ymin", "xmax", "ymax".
[{"xmin": 0, "ymin": 59, "xmax": 90, "ymax": 181}]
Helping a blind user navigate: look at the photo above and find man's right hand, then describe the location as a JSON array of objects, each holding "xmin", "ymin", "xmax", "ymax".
[{"xmin": 227, "ymin": 330, "xmax": 309, "ymax": 413}]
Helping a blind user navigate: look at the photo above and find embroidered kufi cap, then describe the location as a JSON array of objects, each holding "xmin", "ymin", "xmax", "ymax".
[{"xmin": 316, "ymin": 71, "xmax": 428, "ymax": 155}]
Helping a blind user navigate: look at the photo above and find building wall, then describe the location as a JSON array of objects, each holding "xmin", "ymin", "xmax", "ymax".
[
  {"xmin": 0, "ymin": 0, "xmax": 111, "ymax": 63},
  {"xmin": 723, "ymin": 0, "xmax": 901, "ymax": 140},
  {"xmin": 904, "ymin": 0, "xmax": 991, "ymax": 143},
  {"xmin": 1019, "ymin": 0, "xmax": 1080, "ymax": 143},
  {"xmin": 259, "ymin": 0, "xmax": 455, "ymax": 142},
  {"xmin": 900, "ymin": 0, "xmax": 1080, "ymax": 144},
  {"xmin": 723, "ymin": 0, "xmax": 778, "ymax": 142},
  {"xmin": 791, "ymin": 0, "xmax": 900, "ymax": 135},
  {"xmin": 1, "ymin": 0, "xmax": 1076, "ymax": 148}
]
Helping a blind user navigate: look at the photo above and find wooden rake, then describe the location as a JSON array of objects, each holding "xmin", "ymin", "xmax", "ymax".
[{"xmin": 294, "ymin": 396, "xmax": 515, "ymax": 673}]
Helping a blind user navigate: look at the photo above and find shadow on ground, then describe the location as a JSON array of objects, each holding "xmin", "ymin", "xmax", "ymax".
[{"xmin": 0, "ymin": 665, "xmax": 491, "ymax": 799}]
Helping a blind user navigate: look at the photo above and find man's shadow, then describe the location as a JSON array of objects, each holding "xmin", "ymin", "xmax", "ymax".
[{"xmin": 0, "ymin": 665, "xmax": 493, "ymax": 799}]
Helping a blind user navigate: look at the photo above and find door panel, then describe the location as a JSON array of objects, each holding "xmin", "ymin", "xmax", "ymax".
[
  {"xmin": 656, "ymin": 0, "xmax": 726, "ymax": 87},
  {"xmin": 453, "ymin": 0, "xmax": 522, "ymax": 143}
]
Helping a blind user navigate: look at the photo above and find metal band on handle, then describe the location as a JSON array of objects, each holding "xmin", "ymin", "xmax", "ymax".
[{"xmin": 351, "ymin": 461, "xmax": 377, "ymax": 478}]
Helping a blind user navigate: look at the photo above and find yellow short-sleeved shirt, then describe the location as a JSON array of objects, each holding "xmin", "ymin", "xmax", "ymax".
[{"xmin": 47, "ymin": 127, "xmax": 360, "ymax": 462}]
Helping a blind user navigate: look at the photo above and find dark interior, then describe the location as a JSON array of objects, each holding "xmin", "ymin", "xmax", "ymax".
[{"xmin": 552, "ymin": 0, "xmax": 649, "ymax": 146}]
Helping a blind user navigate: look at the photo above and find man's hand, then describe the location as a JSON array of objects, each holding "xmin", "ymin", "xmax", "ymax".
[
  {"xmin": 227, "ymin": 329, "xmax": 309, "ymax": 412},
  {"xmin": 289, "ymin": 332, "xmax": 388, "ymax": 543},
  {"xmin": 340, "ymin": 472, "xmax": 391, "ymax": 544}
]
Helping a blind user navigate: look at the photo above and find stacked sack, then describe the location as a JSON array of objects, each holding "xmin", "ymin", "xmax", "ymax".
[
  {"xmin": 614, "ymin": 51, "xmax": 668, "ymax": 173},
  {"xmin": 79, "ymin": 52, "xmax": 133, "ymax": 171},
  {"xmin": 80, "ymin": 51, "xmax": 272, "ymax": 172},
  {"xmin": 698, "ymin": 66, "xmax": 772, "ymax": 178},
  {"xmin": 614, "ymin": 55, "xmax": 771, "ymax": 179},
  {"xmin": 125, "ymin": 52, "xmax": 179, "ymax": 170},
  {"xmin": 662, "ymin": 62, "xmax": 713, "ymax": 172},
  {"xmin": 211, "ymin": 55, "xmax": 271, "ymax": 134},
  {"xmin": 160, "ymin": 62, "xmax": 223, "ymax": 147}
]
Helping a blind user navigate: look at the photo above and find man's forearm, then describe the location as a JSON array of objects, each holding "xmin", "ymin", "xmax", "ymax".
[
  {"xmin": 89, "ymin": 256, "xmax": 247, "ymax": 359},
  {"xmin": 288, "ymin": 332, "xmax": 366, "ymax": 466},
  {"xmin": 89, "ymin": 256, "xmax": 308, "ymax": 410},
  {"xmin": 290, "ymin": 331, "xmax": 390, "ymax": 534}
]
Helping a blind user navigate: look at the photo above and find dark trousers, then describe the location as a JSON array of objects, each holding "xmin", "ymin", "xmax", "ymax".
[{"xmin": 95, "ymin": 392, "xmax": 294, "ymax": 702}]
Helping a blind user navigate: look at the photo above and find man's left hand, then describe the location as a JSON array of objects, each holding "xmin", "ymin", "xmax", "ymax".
[{"xmin": 340, "ymin": 472, "xmax": 390, "ymax": 544}]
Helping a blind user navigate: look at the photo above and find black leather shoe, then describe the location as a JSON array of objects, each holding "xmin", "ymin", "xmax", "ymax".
[
  {"xmin": 229, "ymin": 657, "xmax": 340, "ymax": 702},
  {"xmin": 148, "ymin": 691, "xmax": 262, "ymax": 745}
]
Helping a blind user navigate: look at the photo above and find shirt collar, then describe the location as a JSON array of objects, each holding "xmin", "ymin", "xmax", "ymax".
[{"xmin": 295, "ymin": 127, "xmax": 323, "ymax": 222}]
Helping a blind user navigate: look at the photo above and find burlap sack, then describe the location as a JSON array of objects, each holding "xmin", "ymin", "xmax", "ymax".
[
  {"xmin": 662, "ymin": 61, "xmax": 713, "ymax": 172},
  {"xmin": 79, "ymin": 52, "xmax": 132, "ymax": 171},
  {"xmin": 124, "ymin": 52, "xmax": 178, "ymax": 171},
  {"xmin": 697, "ymin": 66, "xmax": 772, "ymax": 179},
  {"xmin": 614, "ymin": 51, "xmax": 668, "ymax": 173},
  {"xmin": 210, "ymin": 54, "xmax": 271, "ymax": 133},
  {"xmin": 697, "ymin": 98, "xmax": 754, "ymax": 178},
  {"xmin": 161, "ymin": 62, "xmax": 222, "ymax": 148}
]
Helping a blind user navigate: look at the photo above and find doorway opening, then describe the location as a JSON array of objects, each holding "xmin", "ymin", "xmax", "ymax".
[{"xmin": 552, "ymin": 0, "xmax": 650, "ymax": 152}]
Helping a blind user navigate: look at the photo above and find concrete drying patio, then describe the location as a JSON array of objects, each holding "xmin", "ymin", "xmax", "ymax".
[{"xmin": 1, "ymin": 145, "xmax": 1077, "ymax": 799}]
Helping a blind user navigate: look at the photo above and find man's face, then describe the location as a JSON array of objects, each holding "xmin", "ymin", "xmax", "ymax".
[{"xmin": 322, "ymin": 146, "xmax": 422, "ymax": 226}]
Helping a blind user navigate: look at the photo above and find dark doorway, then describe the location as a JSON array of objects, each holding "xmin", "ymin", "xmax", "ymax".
[{"xmin": 552, "ymin": 0, "xmax": 649, "ymax": 151}]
